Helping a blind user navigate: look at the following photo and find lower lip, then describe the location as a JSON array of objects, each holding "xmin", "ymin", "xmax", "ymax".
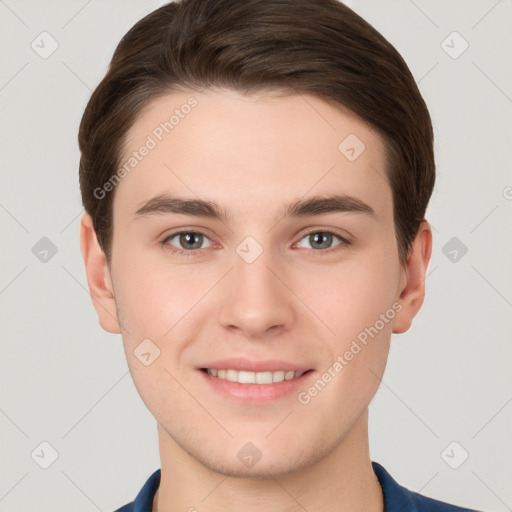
[{"xmin": 198, "ymin": 369, "xmax": 315, "ymax": 403}]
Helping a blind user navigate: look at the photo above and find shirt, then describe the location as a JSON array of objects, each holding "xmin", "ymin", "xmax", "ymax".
[{"xmin": 114, "ymin": 461, "xmax": 483, "ymax": 512}]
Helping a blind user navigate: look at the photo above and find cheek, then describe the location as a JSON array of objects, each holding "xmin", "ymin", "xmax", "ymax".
[
  {"xmin": 324, "ymin": 249, "xmax": 398, "ymax": 404},
  {"xmin": 112, "ymin": 251, "xmax": 210, "ymax": 339},
  {"xmin": 305, "ymin": 252, "xmax": 401, "ymax": 343}
]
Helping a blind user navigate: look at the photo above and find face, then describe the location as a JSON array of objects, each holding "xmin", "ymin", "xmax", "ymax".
[{"xmin": 83, "ymin": 88, "xmax": 426, "ymax": 478}]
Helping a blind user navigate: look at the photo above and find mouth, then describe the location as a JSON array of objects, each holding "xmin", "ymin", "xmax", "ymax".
[
  {"xmin": 200, "ymin": 368, "xmax": 312, "ymax": 384},
  {"xmin": 197, "ymin": 361, "xmax": 315, "ymax": 403}
]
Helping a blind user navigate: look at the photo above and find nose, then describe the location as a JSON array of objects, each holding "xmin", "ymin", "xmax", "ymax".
[{"xmin": 217, "ymin": 248, "xmax": 295, "ymax": 339}]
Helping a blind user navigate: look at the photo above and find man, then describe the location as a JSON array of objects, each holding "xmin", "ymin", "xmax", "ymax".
[{"xmin": 78, "ymin": 0, "xmax": 482, "ymax": 510}]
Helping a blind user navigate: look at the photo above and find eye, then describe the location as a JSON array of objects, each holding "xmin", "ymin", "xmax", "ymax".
[
  {"xmin": 160, "ymin": 229, "xmax": 349, "ymax": 257},
  {"xmin": 295, "ymin": 230, "xmax": 349, "ymax": 254},
  {"xmin": 161, "ymin": 231, "xmax": 213, "ymax": 255}
]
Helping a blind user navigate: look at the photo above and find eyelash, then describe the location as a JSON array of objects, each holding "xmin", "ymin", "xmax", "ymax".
[{"xmin": 160, "ymin": 229, "xmax": 351, "ymax": 257}]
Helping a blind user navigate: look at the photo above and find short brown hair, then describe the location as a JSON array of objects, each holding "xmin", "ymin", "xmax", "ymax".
[{"xmin": 78, "ymin": 0, "xmax": 435, "ymax": 265}]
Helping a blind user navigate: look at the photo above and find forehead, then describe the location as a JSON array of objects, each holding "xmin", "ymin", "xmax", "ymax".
[{"xmin": 114, "ymin": 88, "xmax": 391, "ymax": 220}]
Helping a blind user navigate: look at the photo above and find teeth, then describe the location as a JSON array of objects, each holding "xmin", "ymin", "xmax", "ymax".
[
  {"xmin": 256, "ymin": 371, "xmax": 272, "ymax": 384},
  {"xmin": 226, "ymin": 369, "xmax": 237, "ymax": 382},
  {"xmin": 273, "ymin": 370, "xmax": 285, "ymax": 383},
  {"xmin": 206, "ymin": 368, "xmax": 305, "ymax": 384},
  {"xmin": 238, "ymin": 370, "xmax": 255, "ymax": 384}
]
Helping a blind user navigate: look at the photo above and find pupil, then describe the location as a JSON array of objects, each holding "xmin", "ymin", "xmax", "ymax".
[
  {"xmin": 311, "ymin": 232, "xmax": 331, "ymax": 249},
  {"xmin": 181, "ymin": 233, "xmax": 201, "ymax": 249}
]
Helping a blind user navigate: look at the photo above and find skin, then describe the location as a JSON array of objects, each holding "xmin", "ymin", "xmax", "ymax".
[{"xmin": 80, "ymin": 88, "xmax": 432, "ymax": 512}]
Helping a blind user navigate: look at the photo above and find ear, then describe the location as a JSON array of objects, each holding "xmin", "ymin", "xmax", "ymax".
[
  {"xmin": 392, "ymin": 220, "xmax": 432, "ymax": 334},
  {"xmin": 80, "ymin": 213, "xmax": 121, "ymax": 334}
]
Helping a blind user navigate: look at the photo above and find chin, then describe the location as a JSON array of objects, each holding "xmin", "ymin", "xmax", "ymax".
[
  {"xmin": 192, "ymin": 437, "xmax": 327, "ymax": 480},
  {"xmin": 204, "ymin": 457, "xmax": 302, "ymax": 480}
]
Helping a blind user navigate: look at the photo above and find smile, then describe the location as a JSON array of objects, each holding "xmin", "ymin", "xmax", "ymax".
[{"xmin": 203, "ymin": 368, "xmax": 306, "ymax": 384}]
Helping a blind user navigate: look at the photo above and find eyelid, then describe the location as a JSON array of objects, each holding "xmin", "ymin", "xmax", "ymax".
[
  {"xmin": 294, "ymin": 226, "xmax": 352, "ymax": 244},
  {"xmin": 160, "ymin": 229, "xmax": 216, "ymax": 253},
  {"xmin": 292, "ymin": 228, "xmax": 351, "ymax": 253}
]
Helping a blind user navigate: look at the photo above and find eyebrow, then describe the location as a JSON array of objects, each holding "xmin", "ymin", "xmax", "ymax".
[{"xmin": 133, "ymin": 193, "xmax": 375, "ymax": 222}]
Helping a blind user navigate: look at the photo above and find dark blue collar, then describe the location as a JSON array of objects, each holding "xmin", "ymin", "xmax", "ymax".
[{"xmin": 115, "ymin": 461, "xmax": 480, "ymax": 512}]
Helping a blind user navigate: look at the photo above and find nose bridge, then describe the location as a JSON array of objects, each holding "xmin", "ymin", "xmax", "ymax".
[{"xmin": 218, "ymin": 241, "xmax": 294, "ymax": 337}]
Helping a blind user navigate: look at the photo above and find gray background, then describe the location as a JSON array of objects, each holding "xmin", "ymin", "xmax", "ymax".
[{"xmin": 0, "ymin": 0, "xmax": 511, "ymax": 510}]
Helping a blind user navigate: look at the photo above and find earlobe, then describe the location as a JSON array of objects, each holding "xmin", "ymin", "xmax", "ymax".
[
  {"xmin": 79, "ymin": 213, "xmax": 121, "ymax": 334},
  {"xmin": 392, "ymin": 221, "xmax": 432, "ymax": 334}
]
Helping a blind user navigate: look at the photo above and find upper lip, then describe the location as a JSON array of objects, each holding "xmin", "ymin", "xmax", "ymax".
[{"xmin": 199, "ymin": 358, "xmax": 312, "ymax": 373}]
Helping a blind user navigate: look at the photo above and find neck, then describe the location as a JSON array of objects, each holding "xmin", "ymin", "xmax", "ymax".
[{"xmin": 153, "ymin": 410, "xmax": 383, "ymax": 512}]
